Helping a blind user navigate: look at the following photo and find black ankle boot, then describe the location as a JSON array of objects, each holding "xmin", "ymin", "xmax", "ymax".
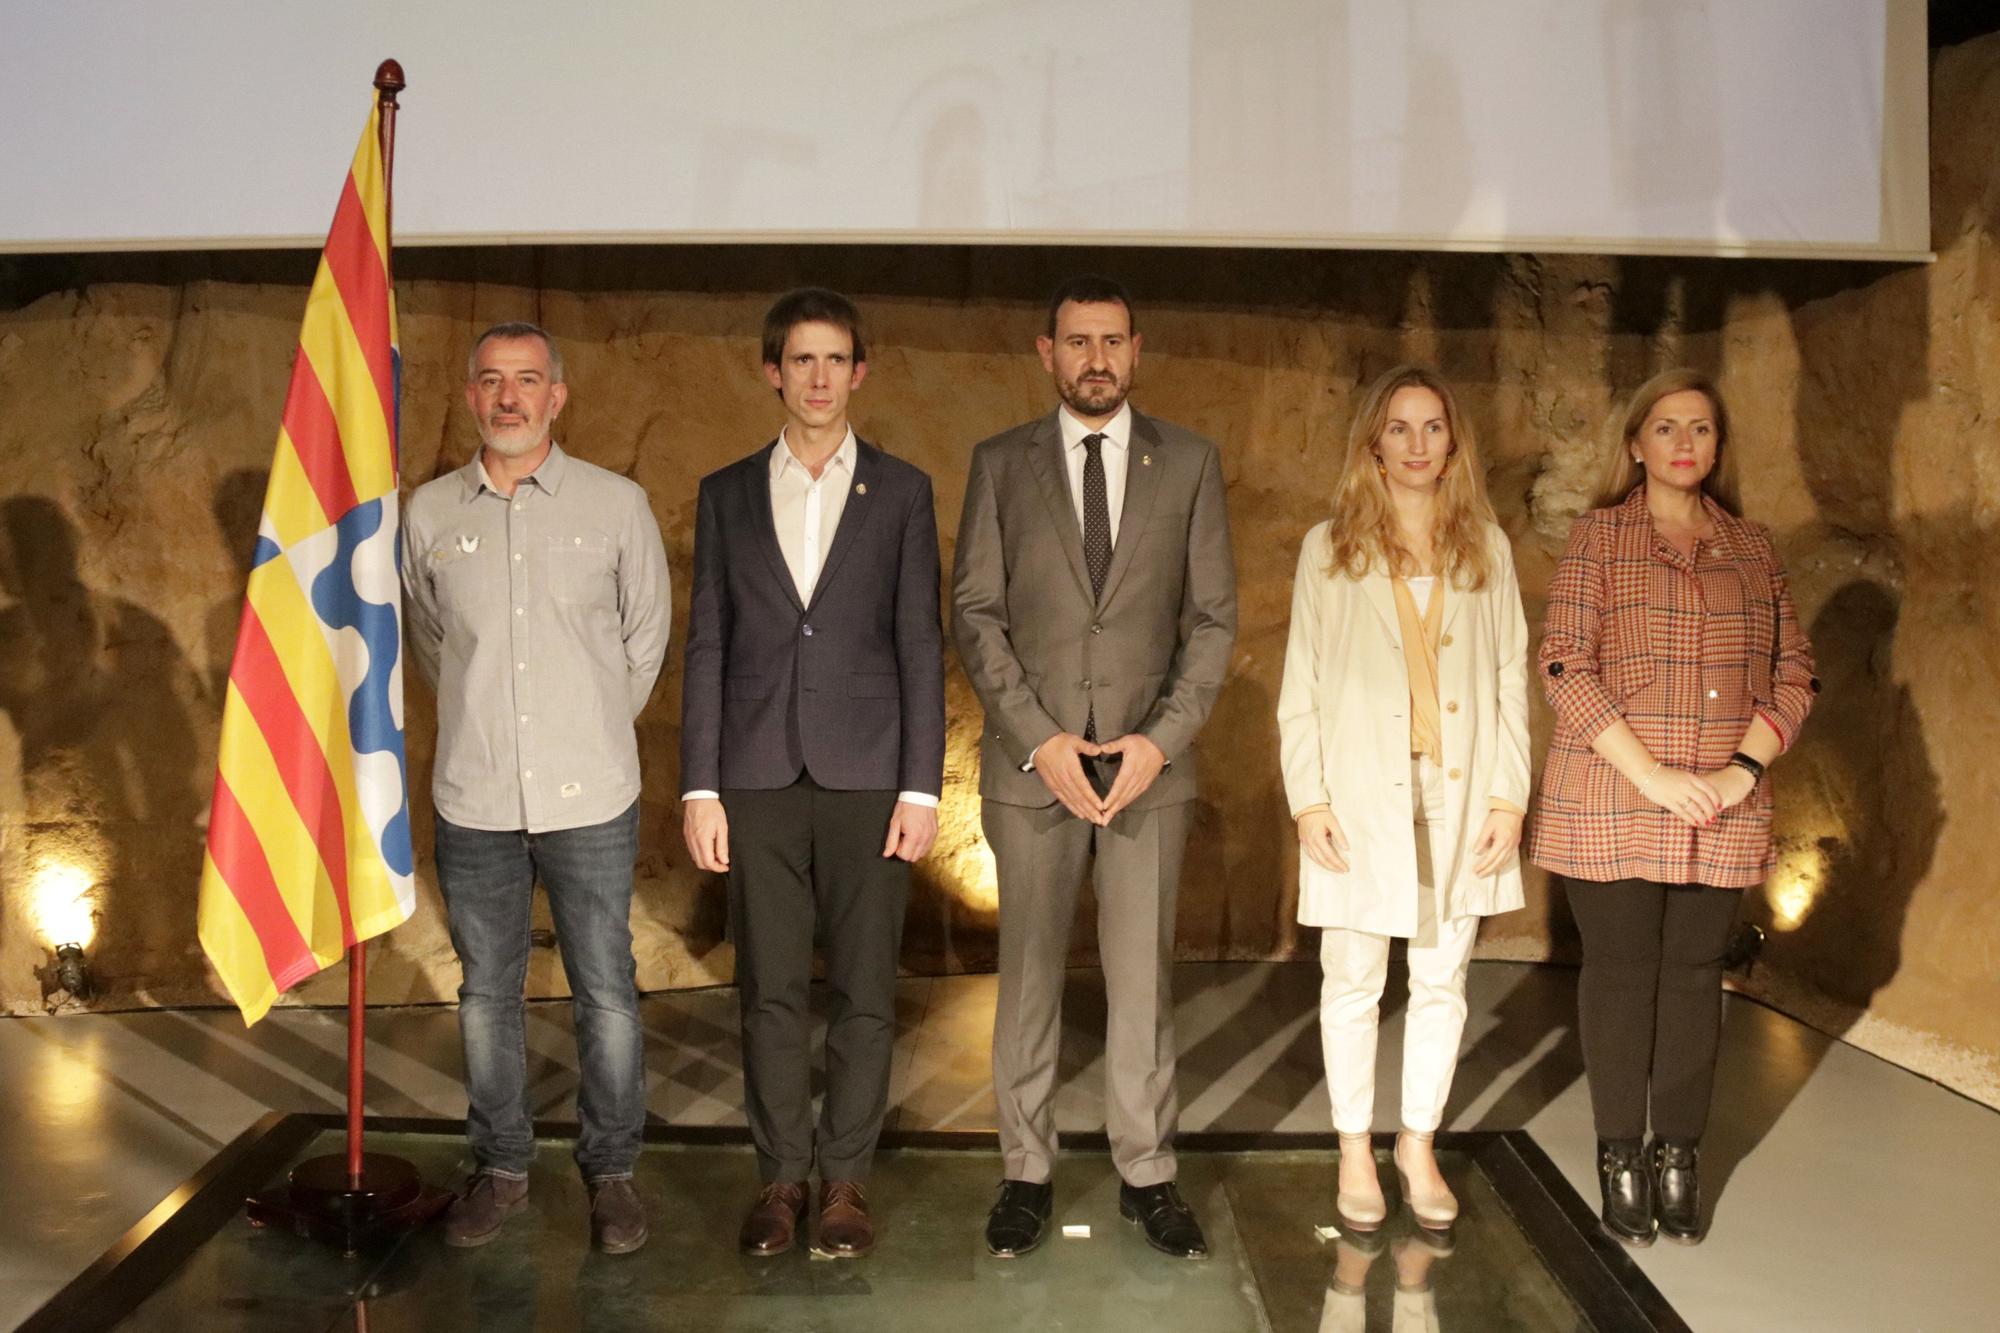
[
  {"xmin": 1597, "ymin": 1138, "xmax": 1655, "ymax": 1247},
  {"xmin": 1650, "ymin": 1138, "xmax": 1701, "ymax": 1243}
]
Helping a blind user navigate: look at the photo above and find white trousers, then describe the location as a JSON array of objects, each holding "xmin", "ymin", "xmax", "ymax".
[{"xmin": 1318, "ymin": 755, "xmax": 1480, "ymax": 1135}]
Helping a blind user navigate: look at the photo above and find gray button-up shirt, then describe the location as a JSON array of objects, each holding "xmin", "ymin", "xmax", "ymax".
[{"xmin": 403, "ymin": 442, "xmax": 670, "ymax": 833}]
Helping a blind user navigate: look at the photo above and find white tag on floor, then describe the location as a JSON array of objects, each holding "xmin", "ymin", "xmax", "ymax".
[
  {"xmin": 1061, "ymin": 1224, "xmax": 1091, "ymax": 1239},
  {"xmin": 1314, "ymin": 1224, "xmax": 1341, "ymax": 1241}
]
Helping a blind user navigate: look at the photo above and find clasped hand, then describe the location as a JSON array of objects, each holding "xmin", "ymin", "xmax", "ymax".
[
  {"xmin": 1645, "ymin": 765, "xmax": 1755, "ymax": 827},
  {"xmin": 1036, "ymin": 731, "xmax": 1166, "ymax": 825}
]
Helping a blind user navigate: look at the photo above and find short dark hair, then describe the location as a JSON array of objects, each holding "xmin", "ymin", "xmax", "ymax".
[
  {"xmin": 467, "ymin": 320, "xmax": 564, "ymax": 382},
  {"xmin": 762, "ymin": 287, "xmax": 866, "ymax": 366},
  {"xmin": 1044, "ymin": 275, "xmax": 1136, "ymax": 338}
]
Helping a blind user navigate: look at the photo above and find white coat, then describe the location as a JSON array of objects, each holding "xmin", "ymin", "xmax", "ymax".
[{"xmin": 1276, "ymin": 520, "xmax": 1530, "ymax": 934}]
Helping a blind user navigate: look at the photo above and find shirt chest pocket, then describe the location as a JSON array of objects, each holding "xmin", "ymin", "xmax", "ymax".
[
  {"xmin": 548, "ymin": 532, "xmax": 614, "ymax": 607},
  {"xmin": 432, "ymin": 544, "xmax": 501, "ymax": 620}
]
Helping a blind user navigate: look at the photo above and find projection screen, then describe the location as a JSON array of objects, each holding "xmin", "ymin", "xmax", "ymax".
[{"xmin": 0, "ymin": 0, "xmax": 1931, "ymax": 260}]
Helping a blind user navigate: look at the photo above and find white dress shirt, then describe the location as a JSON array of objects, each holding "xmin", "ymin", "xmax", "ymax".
[
  {"xmin": 1058, "ymin": 401, "xmax": 1132, "ymax": 545},
  {"xmin": 770, "ymin": 426, "xmax": 857, "ymax": 603},
  {"xmin": 682, "ymin": 426, "xmax": 936, "ymax": 810}
]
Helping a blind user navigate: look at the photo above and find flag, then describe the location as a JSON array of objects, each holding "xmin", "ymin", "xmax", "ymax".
[{"xmin": 197, "ymin": 97, "xmax": 412, "ymax": 1025}]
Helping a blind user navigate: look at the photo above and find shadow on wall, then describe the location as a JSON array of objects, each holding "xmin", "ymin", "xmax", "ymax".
[
  {"xmin": 1780, "ymin": 580, "xmax": 1942, "ymax": 1010},
  {"xmin": 206, "ymin": 468, "xmax": 269, "ymax": 703},
  {"xmin": 0, "ymin": 496, "xmax": 207, "ymax": 1007},
  {"xmin": 1697, "ymin": 252, "xmax": 1941, "ymax": 1218}
]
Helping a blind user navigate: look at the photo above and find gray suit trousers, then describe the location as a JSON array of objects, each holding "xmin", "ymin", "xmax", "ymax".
[{"xmin": 985, "ymin": 794, "xmax": 1191, "ymax": 1188}]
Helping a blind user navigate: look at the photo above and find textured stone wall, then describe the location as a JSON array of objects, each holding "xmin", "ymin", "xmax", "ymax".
[{"xmin": 3, "ymin": 40, "xmax": 1997, "ymax": 1103}]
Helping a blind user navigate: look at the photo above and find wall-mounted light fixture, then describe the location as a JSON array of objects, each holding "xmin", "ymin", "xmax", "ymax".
[{"xmin": 53, "ymin": 942, "xmax": 92, "ymax": 999}]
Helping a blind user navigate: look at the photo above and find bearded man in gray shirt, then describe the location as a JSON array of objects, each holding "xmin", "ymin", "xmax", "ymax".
[{"xmin": 403, "ymin": 321, "xmax": 670, "ymax": 1255}]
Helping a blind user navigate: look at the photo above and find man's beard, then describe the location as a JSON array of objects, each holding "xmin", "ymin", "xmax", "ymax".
[
  {"xmin": 1057, "ymin": 371, "xmax": 1129, "ymax": 418},
  {"xmin": 478, "ymin": 417, "xmax": 548, "ymax": 458}
]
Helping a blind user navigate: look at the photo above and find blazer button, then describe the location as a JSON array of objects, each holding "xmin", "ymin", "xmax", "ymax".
[
  {"xmin": 1441, "ymin": 634, "xmax": 1454, "ymax": 647},
  {"xmin": 1091, "ymin": 623, "xmax": 1104, "ymax": 635},
  {"xmin": 1547, "ymin": 662, "xmax": 1565, "ymax": 677},
  {"xmin": 1081, "ymin": 679, "xmax": 1093, "ymax": 690},
  {"xmin": 1448, "ymin": 767, "xmax": 1462, "ymax": 780},
  {"xmin": 1445, "ymin": 701, "xmax": 1459, "ymax": 713},
  {"xmin": 802, "ymin": 624, "xmax": 814, "ymax": 636}
]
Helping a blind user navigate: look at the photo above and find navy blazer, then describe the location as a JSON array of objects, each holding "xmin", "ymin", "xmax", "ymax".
[{"xmin": 679, "ymin": 437, "xmax": 945, "ymax": 797}]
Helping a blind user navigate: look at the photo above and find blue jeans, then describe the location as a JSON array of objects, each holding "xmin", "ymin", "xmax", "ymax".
[{"xmin": 435, "ymin": 801, "xmax": 645, "ymax": 1180}]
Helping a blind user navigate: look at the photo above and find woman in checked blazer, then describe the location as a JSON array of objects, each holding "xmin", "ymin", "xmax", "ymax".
[
  {"xmin": 1529, "ymin": 369, "xmax": 1816, "ymax": 1248},
  {"xmin": 1278, "ymin": 366, "xmax": 1530, "ymax": 1235}
]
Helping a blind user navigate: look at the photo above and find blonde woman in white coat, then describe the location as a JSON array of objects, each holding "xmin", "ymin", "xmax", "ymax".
[{"xmin": 1278, "ymin": 365, "xmax": 1531, "ymax": 1233}]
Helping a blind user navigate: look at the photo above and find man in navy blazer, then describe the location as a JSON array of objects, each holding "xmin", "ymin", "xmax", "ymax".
[{"xmin": 680, "ymin": 288, "xmax": 945, "ymax": 1260}]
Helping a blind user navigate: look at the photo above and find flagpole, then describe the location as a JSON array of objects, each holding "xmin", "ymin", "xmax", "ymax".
[{"xmin": 339, "ymin": 56, "xmax": 405, "ymax": 1193}]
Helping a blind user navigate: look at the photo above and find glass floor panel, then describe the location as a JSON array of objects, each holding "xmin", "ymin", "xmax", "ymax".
[{"xmin": 27, "ymin": 1120, "xmax": 1684, "ymax": 1333}]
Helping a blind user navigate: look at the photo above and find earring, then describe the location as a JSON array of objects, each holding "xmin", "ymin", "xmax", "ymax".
[{"xmin": 1374, "ymin": 454, "xmax": 1387, "ymax": 476}]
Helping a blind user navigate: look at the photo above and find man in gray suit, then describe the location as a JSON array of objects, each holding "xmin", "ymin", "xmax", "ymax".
[{"xmin": 952, "ymin": 276, "xmax": 1237, "ymax": 1259}]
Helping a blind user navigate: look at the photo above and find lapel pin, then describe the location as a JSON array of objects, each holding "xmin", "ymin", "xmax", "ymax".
[
  {"xmin": 855, "ymin": 482, "xmax": 868, "ymax": 495},
  {"xmin": 456, "ymin": 534, "xmax": 480, "ymax": 554}
]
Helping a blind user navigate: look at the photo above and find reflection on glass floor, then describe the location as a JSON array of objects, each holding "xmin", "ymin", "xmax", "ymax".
[{"xmin": 108, "ymin": 1127, "xmax": 1653, "ymax": 1332}]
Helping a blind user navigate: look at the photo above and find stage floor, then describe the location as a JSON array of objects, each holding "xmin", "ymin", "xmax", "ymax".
[
  {"xmin": 28, "ymin": 1121, "xmax": 1676, "ymax": 1332},
  {"xmin": 6, "ymin": 961, "xmax": 1999, "ymax": 1331}
]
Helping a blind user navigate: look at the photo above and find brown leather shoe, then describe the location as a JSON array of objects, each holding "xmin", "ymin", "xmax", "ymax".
[
  {"xmin": 816, "ymin": 1180, "xmax": 874, "ymax": 1258},
  {"xmin": 587, "ymin": 1176, "xmax": 648, "ymax": 1255},
  {"xmin": 443, "ymin": 1171, "xmax": 530, "ymax": 1248},
  {"xmin": 739, "ymin": 1181, "xmax": 807, "ymax": 1256}
]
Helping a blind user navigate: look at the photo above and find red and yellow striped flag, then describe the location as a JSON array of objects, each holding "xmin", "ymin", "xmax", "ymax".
[{"xmin": 197, "ymin": 97, "xmax": 413, "ymax": 1025}]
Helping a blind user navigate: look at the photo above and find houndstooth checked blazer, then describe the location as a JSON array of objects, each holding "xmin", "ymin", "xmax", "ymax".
[{"xmin": 1526, "ymin": 488, "xmax": 1817, "ymax": 888}]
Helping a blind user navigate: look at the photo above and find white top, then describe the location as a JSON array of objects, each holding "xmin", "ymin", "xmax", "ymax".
[
  {"xmin": 1405, "ymin": 574, "xmax": 1436, "ymax": 615},
  {"xmin": 769, "ymin": 426, "xmax": 857, "ymax": 603}
]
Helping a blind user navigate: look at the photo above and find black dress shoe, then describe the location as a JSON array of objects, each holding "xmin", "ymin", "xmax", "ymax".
[
  {"xmin": 1597, "ymin": 1139, "xmax": 1655, "ymax": 1247},
  {"xmin": 1119, "ymin": 1181, "xmax": 1208, "ymax": 1259},
  {"xmin": 985, "ymin": 1179, "xmax": 1054, "ymax": 1257},
  {"xmin": 1650, "ymin": 1138, "xmax": 1702, "ymax": 1244}
]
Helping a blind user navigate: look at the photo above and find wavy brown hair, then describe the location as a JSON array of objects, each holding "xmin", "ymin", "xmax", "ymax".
[
  {"xmin": 1592, "ymin": 368, "xmax": 1742, "ymax": 515},
  {"xmin": 1323, "ymin": 365, "xmax": 1498, "ymax": 589}
]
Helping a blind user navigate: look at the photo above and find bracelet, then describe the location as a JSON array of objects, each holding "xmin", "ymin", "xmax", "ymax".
[
  {"xmin": 1727, "ymin": 752, "xmax": 1766, "ymax": 782},
  {"xmin": 1637, "ymin": 760, "xmax": 1663, "ymax": 794}
]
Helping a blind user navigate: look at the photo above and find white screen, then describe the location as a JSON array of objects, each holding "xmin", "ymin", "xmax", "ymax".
[{"xmin": 0, "ymin": 0, "xmax": 1930, "ymax": 259}]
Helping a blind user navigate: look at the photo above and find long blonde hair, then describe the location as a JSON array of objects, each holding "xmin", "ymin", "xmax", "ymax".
[
  {"xmin": 1323, "ymin": 365, "xmax": 1497, "ymax": 589},
  {"xmin": 1591, "ymin": 368, "xmax": 1743, "ymax": 515}
]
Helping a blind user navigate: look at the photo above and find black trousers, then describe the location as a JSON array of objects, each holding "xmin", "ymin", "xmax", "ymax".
[
  {"xmin": 723, "ymin": 775, "xmax": 908, "ymax": 1182},
  {"xmin": 1564, "ymin": 877, "xmax": 1741, "ymax": 1142}
]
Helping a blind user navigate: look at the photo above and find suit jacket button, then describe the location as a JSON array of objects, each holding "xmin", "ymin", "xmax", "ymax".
[
  {"xmin": 802, "ymin": 624, "xmax": 814, "ymax": 636},
  {"xmin": 1441, "ymin": 634, "xmax": 1454, "ymax": 647},
  {"xmin": 1448, "ymin": 767, "xmax": 1463, "ymax": 780},
  {"xmin": 1091, "ymin": 623, "xmax": 1103, "ymax": 634},
  {"xmin": 1082, "ymin": 679, "xmax": 1092, "ymax": 689},
  {"xmin": 1446, "ymin": 701, "xmax": 1459, "ymax": 713},
  {"xmin": 1547, "ymin": 661, "xmax": 1565, "ymax": 677}
]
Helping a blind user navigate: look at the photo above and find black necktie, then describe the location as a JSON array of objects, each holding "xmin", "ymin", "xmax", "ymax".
[
  {"xmin": 1081, "ymin": 433, "xmax": 1112, "ymax": 601},
  {"xmin": 1080, "ymin": 433, "xmax": 1111, "ymax": 744}
]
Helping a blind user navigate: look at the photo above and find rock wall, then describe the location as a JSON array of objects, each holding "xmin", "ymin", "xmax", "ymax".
[{"xmin": 3, "ymin": 41, "xmax": 1996, "ymax": 1104}]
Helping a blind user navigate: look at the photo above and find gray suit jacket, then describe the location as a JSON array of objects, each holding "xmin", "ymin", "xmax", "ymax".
[{"xmin": 951, "ymin": 409, "xmax": 1237, "ymax": 810}]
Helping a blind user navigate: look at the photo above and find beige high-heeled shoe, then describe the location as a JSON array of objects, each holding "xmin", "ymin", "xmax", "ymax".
[
  {"xmin": 1336, "ymin": 1132, "xmax": 1387, "ymax": 1231},
  {"xmin": 1394, "ymin": 1130, "xmax": 1458, "ymax": 1230}
]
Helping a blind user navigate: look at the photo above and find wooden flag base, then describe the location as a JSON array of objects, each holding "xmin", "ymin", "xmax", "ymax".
[{"xmin": 247, "ymin": 1151, "xmax": 452, "ymax": 1254}]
